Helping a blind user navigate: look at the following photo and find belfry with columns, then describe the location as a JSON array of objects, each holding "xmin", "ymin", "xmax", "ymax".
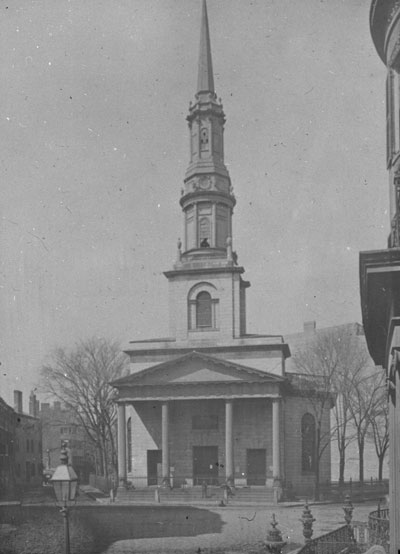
[{"xmin": 111, "ymin": 0, "xmax": 332, "ymax": 500}]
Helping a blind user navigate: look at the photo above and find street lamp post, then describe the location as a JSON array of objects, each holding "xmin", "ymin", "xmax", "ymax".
[{"xmin": 50, "ymin": 447, "xmax": 78, "ymax": 554}]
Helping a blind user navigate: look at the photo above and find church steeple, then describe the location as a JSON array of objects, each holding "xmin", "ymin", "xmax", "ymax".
[
  {"xmin": 165, "ymin": 0, "xmax": 250, "ymax": 342},
  {"xmin": 179, "ymin": 0, "xmax": 235, "ymax": 259},
  {"xmin": 197, "ymin": 0, "xmax": 215, "ymax": 95}
]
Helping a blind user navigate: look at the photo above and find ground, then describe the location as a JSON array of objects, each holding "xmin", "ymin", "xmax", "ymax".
[{"xmin": 0, "ymin": 489, "xmax": 377, "ymax": 554}]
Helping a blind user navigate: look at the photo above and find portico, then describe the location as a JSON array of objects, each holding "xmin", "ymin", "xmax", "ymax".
[{"xmin": 113, "ymin": 351, "xmax": 284, "ymax": 489}]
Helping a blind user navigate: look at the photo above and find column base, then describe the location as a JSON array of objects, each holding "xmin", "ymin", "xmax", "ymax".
[
  {"xmin": 273, "ymin": 478, "xmax": 282, "ymax": 504},
  {"xmin": 161, "ymin": 477, "xmax": 171, "ymax": 489}
]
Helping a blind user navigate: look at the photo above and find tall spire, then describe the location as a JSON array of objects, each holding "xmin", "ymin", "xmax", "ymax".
[
  {"xmin": 178, "ymin": 0, "xmax": 235, "ymax": 259},
  {"xmin": 197, "ymin": 0, "xmax": 215, "ymax": 94}
]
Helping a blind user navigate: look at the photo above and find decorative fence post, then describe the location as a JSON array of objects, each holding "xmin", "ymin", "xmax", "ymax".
[
  {"xmin": 265, "ymin": 513, "xmax": 287, "ymax": 554},
  {"xmin": 300, "ymin": 501, "xmax": 315, "ymax": 544},
  {"xmin": 343, "ymin": 494, "xmax": 353, "ymax": 525}
]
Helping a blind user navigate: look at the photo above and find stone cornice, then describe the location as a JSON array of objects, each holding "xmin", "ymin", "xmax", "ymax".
[
  {"xmin": 116, "ymin": 380, "xmax": 282, "ymax": 401},
  {"xmin": 360, "ymin": 247, "xmax": 400, "ymax": 367},
  {"xmin": 124, "ymin": 339, "xmax": 290, "ymax": 360},
  {"xmin": 164, "ymin": 265, "xmax": 245, "ymax": 279}
]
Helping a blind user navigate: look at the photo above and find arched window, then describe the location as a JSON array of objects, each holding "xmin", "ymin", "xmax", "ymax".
[
  {"xmin": 127, "ymin": 417, "xmax": 132, "ymax": 473},
  {"xmin": 301, "ymin": 413, "xmax": 316, "ymax": 473},
  {"xmin": 196, "ymin": 291, "xmax": 212, "ymax": 328},
  {"xmin": 187, "ymin": 283, "xmax": 219, "ymax": 331}
]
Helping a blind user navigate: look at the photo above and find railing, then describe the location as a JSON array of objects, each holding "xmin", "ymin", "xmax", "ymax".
[
  {"xmin": 123, "ymin": 473, "xmax": 268, "ymax": 489},
  {"xmin": 297, "ymin": 525, "xmax": 356, "ymax": 554},
  {"xmin": 368, "ymin": 509, "xmax": 389, "ymax": 554},
  {"xmin": 318, "ymin": 479, "xmax": 389, "ymax": 502}
]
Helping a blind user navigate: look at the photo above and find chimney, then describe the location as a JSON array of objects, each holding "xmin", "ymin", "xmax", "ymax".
[
  {"xmin": 54, "ymin": 401, "xmax": 61, "ymax": 411},
  {"xmin": 14, "ymin": 390, "xmax": 23, "ymax": 413},
  {"xmin": 303, "ymin": 321, "xmax": 316, "ymax": 334},
  {"xmin": 29, "ymin": 392, "xmax": 36, "ymax": 416}
]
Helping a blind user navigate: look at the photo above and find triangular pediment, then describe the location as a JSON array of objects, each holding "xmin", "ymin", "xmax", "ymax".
[{"xmin": 112, "ymin": 351, "xmax": 284, "ymax": 388}]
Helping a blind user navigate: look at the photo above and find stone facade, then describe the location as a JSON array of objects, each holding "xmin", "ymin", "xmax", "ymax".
[
  {"xmin": 112, "ymin": 0, "xmax": 334, "ymax": 501},
  {"xmin": 361, "ymin": 2, "xmax": 400, "ymax": 552}
]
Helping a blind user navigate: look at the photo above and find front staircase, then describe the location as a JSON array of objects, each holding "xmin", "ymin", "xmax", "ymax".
[{"xmin": 116, "ymin": 485, "xmax": 275, "ymax": 505}]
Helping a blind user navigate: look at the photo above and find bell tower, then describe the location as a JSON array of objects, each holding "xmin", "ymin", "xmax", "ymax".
[
  {"xmin": 164, "ymin": 0, "xmax": 250, "ymax": 343},
  {"xmin": 181, "ymin": 0, "xmax": 235, "ymax": 255}
]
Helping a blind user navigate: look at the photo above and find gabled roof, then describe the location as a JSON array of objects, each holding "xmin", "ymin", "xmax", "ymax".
[{"xmin": 111, "ymin": 350, "xmax": 285, "ymax": 389}]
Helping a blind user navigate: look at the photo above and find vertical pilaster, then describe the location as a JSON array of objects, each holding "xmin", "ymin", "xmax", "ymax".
[
  {"xmin": 272, "ymin": 398, "xmax": 281, "ymax": 480},
  {"xmin": 212, "ymin": 203, "xmax": 217, "ymax": 246},
  {"xmin": 194, "ymin": 203, "xmax": 198, "ymax": 247},
  {"xmin": 117, "ymin": 403, "xmax": 127, "ymax": 487},
  {"xmin": 272, "ymin": 398, "xmax": 282, "ymax": 503},
  {"xmin": 161, "ymin": 401, "xmax": 170, "ymax": 486},
  {"xmin": 225, "ymin": 399, "xmax": 234, "ymax": 485}
]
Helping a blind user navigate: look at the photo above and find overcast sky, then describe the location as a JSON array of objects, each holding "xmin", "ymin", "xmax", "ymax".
[{"xmin": 0, "ymin": 0, "xmax": 388, "ymax": 407}]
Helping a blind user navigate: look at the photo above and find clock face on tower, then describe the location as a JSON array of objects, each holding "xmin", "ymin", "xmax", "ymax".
[{"xmin": 199, "ymin": 176, "xmax": 211, "ymax": 189}]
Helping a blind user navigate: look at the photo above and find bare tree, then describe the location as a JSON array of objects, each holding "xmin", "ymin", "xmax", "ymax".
[
  {"xmin": 367, "ymin": 383, "xmax": 389, "ymax": 482},
  {"xmin": 293, "ymin": 324, "xmax": 371, "ymax": 496},
  {"xmin": 347, "ymin": 368, "xmax": 387, "ymax": 483},
  {"xmin": 40, "ymin": 338, "xmax": 129, "ymax": 480}
]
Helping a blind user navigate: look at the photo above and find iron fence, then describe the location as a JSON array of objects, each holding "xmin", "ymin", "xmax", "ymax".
[
  {"xmin": 297, "ymin": 525, "xmax": 356, "ymax": 554},
  {"xmin": 368, "ymin": 508, "xmax": 389, "ymax": 554}
]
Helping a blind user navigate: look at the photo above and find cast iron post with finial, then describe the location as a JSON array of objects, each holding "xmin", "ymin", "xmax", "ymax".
[
  {"xmin": 300, "ymin": 501, "xmax": 316, "ymax": 544},
  {"xmin": 265, "ymin": 513, "xmax": 286, "ymax": 554},
  {"xmin": 343, "ymin": 494, "xmax": 353, "ymax": 525}
]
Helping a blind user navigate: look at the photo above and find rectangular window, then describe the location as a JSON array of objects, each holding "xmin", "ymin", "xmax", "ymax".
[{"xmin": 192, "ymin": 414, "xmax": 219, "ymax": 430}]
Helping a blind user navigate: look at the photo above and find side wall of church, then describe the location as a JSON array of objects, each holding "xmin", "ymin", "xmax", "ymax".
[
  {"xmin": 126, "ymin": 403, "xmax": 161, "ymax": 487},
  {"xmin": 168, "ymin": 272, "xmax": 242, "ymax": 341},
  {"xmin": 283, "ymin": 396, "xmax": 331, "ymax": 496}
]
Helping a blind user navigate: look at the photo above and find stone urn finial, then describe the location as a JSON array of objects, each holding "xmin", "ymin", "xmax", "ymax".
[
  {"xmin": 265, "ymin": 513, "xmax": 286, "ymax": 554},
  {"xmin": 343, "ymin": 495, "xmax": 353, "ymax": 525},
  {"xmin": 300, "ymin": 501, "xmax": 316, "ymax": 544}
]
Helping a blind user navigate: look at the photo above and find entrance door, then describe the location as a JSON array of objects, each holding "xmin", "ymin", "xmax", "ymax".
[
  {"xmin": 147, "ymin": 449, "xmax": 162, "ymax": 486},
  {"xmin": 247, "ymin": 449, "xmax": 266, "ymax": 485},
  {"xmin": 193, "ymin": 446, "xmax": 219, "ymax": 485}
]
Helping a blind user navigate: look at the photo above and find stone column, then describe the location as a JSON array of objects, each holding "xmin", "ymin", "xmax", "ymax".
[
  {"xmin": 117, "ymin": 403, "xmax": 127, "ymax": 487},
  {"xmin": 161, "ymin": 401, "xmax": 170, "ymax": 486},
  {"xmin": 225, "ymin": 399, "xmax": 234, "ymax": 485},
  {"xmin": 272, "ymin": 398, "xmax": 282, "ymax": 502},
  {"xmin": 272, "ymin": 398, "xmax": 281, "ymax": 479}
]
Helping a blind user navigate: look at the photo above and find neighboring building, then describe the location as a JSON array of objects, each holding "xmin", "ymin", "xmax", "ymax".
[
  {"xmin": 360, "ymin": 2, "xmax": 400, "ymax": 552},
  {"xmin": 13, "ymin": 390, "xmax": 42, "ymax": 490},
  {"xmin": 286, "ymin": 321, "xmax": 389, "ymax": 482},
  {"xmin": 0, "ymin": 396, "xmax": 16, "ymax": 497},
  {"xmin": 40, "ymin": 400, "xmax": 93, "ymax": 484},
  {"xmin": 111, "ymin": 0, "xmax": 333, "ymax": 500}
]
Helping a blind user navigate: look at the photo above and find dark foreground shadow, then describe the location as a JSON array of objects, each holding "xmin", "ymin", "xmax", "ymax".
[
  {"xmin": 78, "ymin": 505, "xmax": 225, "ymax": 552},
  {"xmin": 0, "ymin": 504, "xmax": 225, "ymax": 554}
]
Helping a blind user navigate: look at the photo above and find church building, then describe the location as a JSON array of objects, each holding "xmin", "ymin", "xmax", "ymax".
[{"xmin": 111, "ymin": 0, "xmax": 332, "ymax": 501}]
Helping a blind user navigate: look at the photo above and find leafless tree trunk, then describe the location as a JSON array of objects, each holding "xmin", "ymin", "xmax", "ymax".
[
  {"xmin": 293, "ymin": 324, "xmax": 372, "ymax": 498},
  {"xmin": 39, "ymin": 337, "xmax": 129, "ymax": 478},
  {"xmin": 367, "ymin": 386, "xmax": 389, "ymax": 481}
]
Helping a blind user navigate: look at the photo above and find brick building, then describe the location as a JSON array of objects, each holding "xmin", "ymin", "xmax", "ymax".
[
  {"xmin": 0, "ymin": 396, "xmax": 16, "ymax": 497},
  {"xmin": 40, "ymin": 399, "xmax": 94, "ymax": 484},
  {"xmin": 112, "ymin": 0, "xmax": 333, "ymax": 500},
  {"xmin": 13, "ymin": 391, "xmax": 42, "ymax": 491}
]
